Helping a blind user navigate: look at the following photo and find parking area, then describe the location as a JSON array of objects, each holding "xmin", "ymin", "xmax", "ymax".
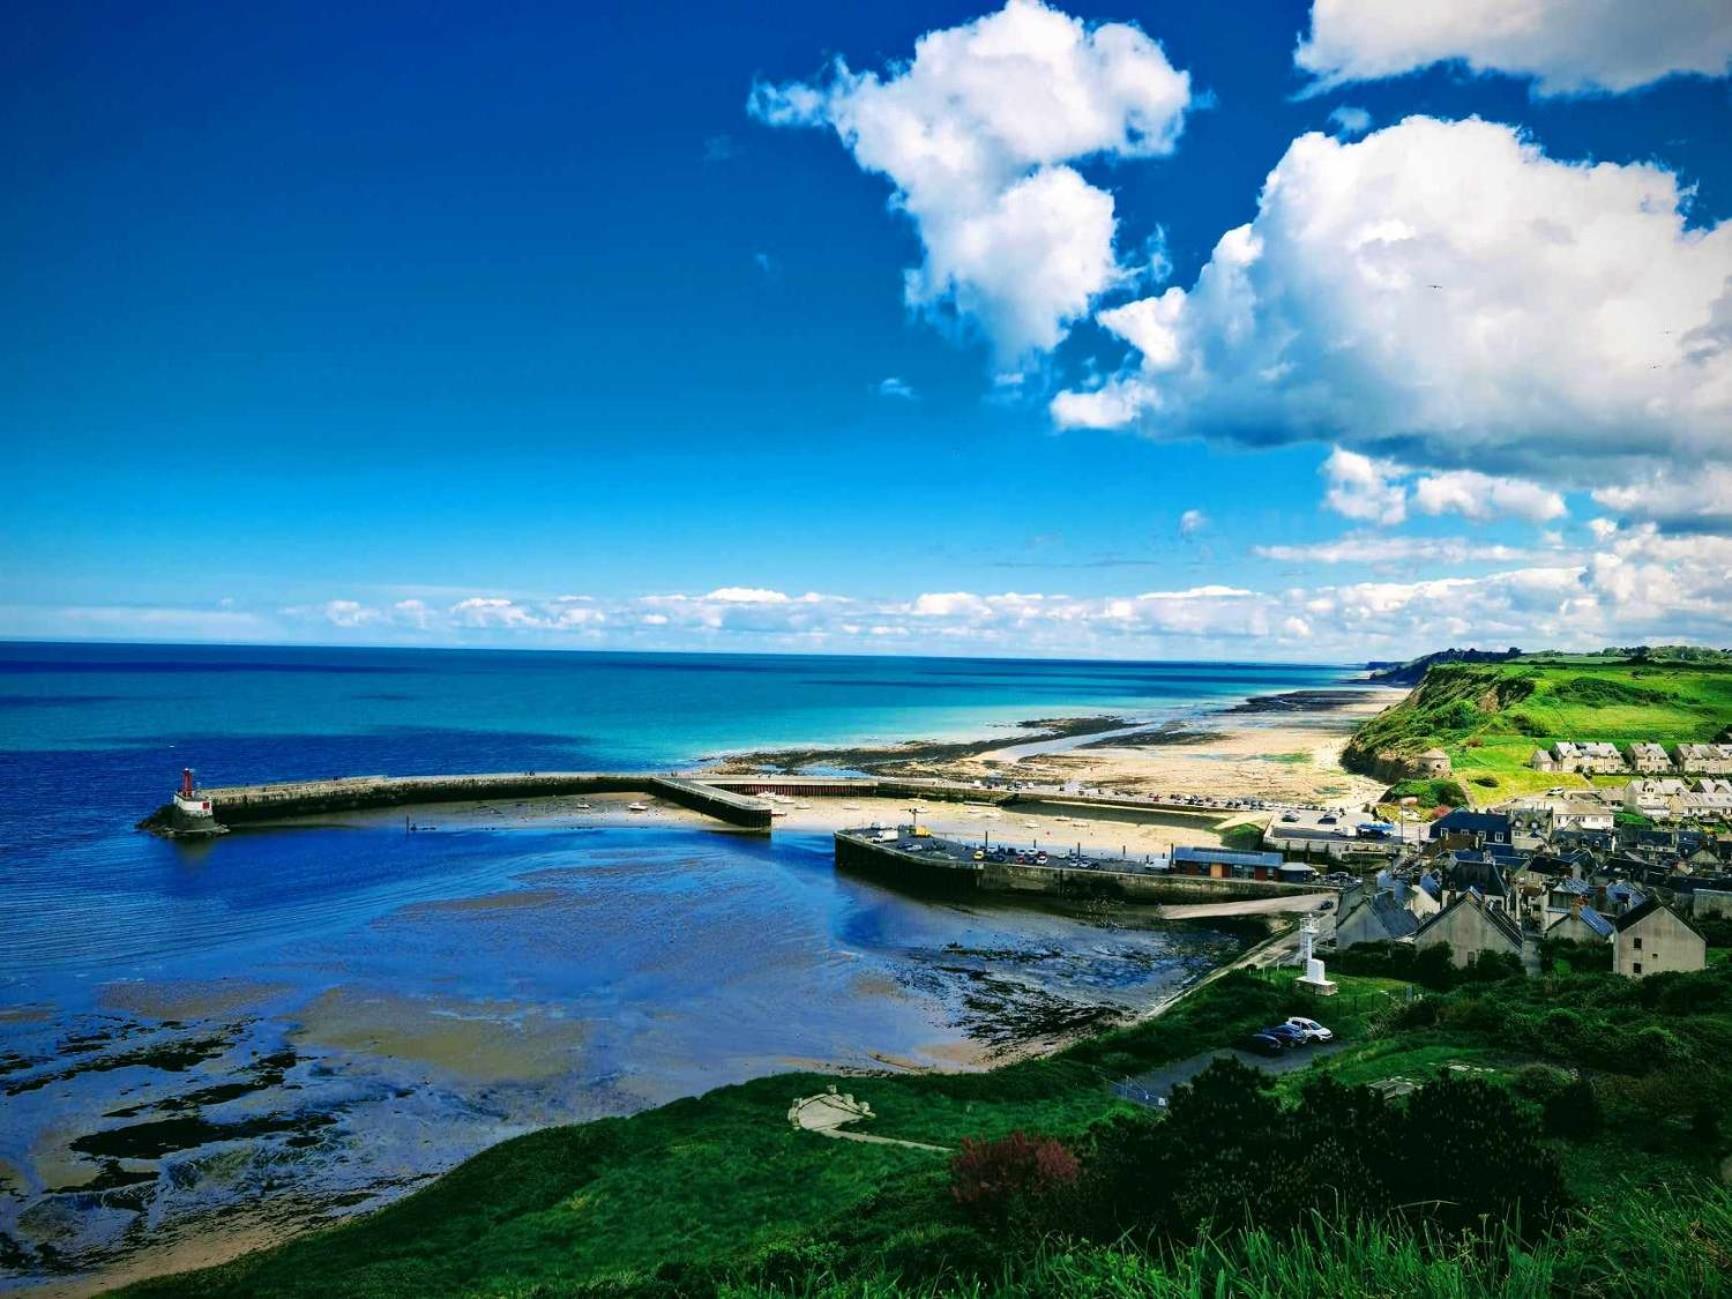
[{"xmin": 1111, "ymin": 1040, "xmax": 1347, "ymax": 1108}]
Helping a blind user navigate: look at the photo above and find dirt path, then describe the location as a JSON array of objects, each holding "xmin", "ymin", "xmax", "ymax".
[{"xmin": 788, "ymin": 1088, "xmax": 949, "ymax": 1152}]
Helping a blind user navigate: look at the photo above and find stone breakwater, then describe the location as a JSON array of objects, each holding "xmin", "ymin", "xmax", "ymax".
[
  {"xmin": 834, "ymin": 829, "xmax": 1341, "ymax": 906},
  {"xmin": 138, "ymin": 772, "xmax": 776, "ymax": 831}
]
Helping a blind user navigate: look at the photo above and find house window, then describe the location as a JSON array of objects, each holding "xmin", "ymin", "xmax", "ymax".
[
  {"xmin": 1633, "ymin": 936, "xmax": 1643, "ymax": 950},
  {"xmin": 1633, "ymin": 962, "xmax": 1643, "ymax": 975}
]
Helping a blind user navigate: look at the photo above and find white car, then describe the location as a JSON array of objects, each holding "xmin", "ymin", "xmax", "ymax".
[{"xmin": 1284, "ymin": 1016, "xmax": 1334, "ymax": 1044}]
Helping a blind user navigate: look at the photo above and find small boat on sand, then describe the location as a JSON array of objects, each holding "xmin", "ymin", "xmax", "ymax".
[{"xmin": 627, "ymin": 801, "xmax": 649, "ymax": 813}]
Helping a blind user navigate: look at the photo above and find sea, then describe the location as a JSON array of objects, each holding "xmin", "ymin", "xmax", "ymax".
[{"xmin": 0, "ymin": 642, "xmax": 1357, "ymax": 1290}]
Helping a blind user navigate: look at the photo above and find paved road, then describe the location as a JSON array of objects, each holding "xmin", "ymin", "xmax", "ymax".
[
  {"xmin": 1112, "ymin": 1041, "xmax": 1346, "ymax": 1108},
  {"xmin": 1159, "ymin": 892, "xmax": 1334, "ymax": 920}
]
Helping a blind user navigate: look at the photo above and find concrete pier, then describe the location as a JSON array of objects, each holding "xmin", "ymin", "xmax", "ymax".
[
  {"xmin": 141, "ymin": 769, "xmax": 1261, "ymax": 840},
  {"xmin": 139, "ymin": 772, "xmax": 773, "ymax": 833},
  {"xmin": 835, "ymin": 828, "xmax": 1335, "ymax": 906}
]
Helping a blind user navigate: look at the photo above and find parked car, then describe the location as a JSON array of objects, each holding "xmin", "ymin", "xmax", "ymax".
[
  {"xmin": 1283, "ymin": 1017, "xmax": 1334, "ymax": 1044},
  {"xmin": 1244, "ymin": 1032, "xmax": 1286, "ymax": 1057},
  {"xmin": 1261, "ymin": 1023, "xmax": 1308, "ymax": 1048}
]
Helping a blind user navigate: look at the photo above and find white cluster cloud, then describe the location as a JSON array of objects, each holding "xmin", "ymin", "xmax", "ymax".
[
  {"xmin": 1316, "ymin": 450, "xmax": 1568, "ymax": 529},
  {"xmin": 749, "ymin": 0, "xmax": 1191, "ymax": 361},
  {"xmin": 1412, "ymin": 469, "xmax": 1566, "ymax": 523},
  {"xmin": 1592, "ymin": 465, "xmax": 1732, "ymax": 531},
  {"xmin": 254, "ymin": 530, "xmax": 1718, "ymax": 654},
  {"xmin": 1296, "ymin": 0, "xmax": 1732, "ymax": 96},
  {"xmin": 1322, "ymin": 448, "xmax": 1408, "ymax": 525},
  {"xmin": 1053, "ymin": 116, "xmax": 1732, "ymax": 496},
  {"xmin": 19, "ymin": 516, "xmax": 1730, "ymax": 657}
]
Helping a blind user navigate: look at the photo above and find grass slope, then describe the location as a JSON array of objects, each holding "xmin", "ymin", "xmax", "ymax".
[
  {"xmin": 1345, "ymin": 657, "xmax": 1732, "ymax": 803},
  {"xmin": 116, "ymin": 953, "xmax": 1732, "ymax": 1298}
]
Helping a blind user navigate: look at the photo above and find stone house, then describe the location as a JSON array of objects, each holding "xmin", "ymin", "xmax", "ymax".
[
  {"xmin": 1625, "ymin": 779, "xmax": 1687, "ymax": 821},
  {"xmin": 1414, "ymin": 893, "xmax": 1526, "ymax": 969},
  {"xmin": 1613, "ymin": 900, "xmax": 1705, "ymax": 978},
  {"xmin": 1547, "ymin": 905, "xmax": 1614, "ymax": 946},
  {"xmin": 1414, "ymin": 747, "xmax": 1451, "ymax": 777},
  {"xmin": 1335, "ymin": 888, "xmax": 1422, "ymax": 950},
  {"xmin": 1628, "ymin": 742, "xmax": 1673, "ymax": 774},
  {"xmin": 1677, "ymin": 744, "xmax": 1732, "ymax": 775},
  {"xmin": 1552, "ymin": 741, "xmax": 1627, "ymax": 775},
  {"xmin": 1693, "ymin": 888, "xmax": 1732, "ymax": 920}
]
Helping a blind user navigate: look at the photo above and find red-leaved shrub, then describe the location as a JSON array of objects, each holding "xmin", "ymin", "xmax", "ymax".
[{"xmin": 949, "ymin": 1131, "xmax": 1079, "ymax": 1229}]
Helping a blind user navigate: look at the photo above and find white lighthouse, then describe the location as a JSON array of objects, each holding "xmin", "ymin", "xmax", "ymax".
[{"xmin": 1296, "ymin": 913, "xmax": 1338, "ymax": 997}]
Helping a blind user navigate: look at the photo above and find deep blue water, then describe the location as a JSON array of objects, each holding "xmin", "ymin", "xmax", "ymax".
[{"xmin": 0, "ymin": 641, "xmax": 1351, "ymax": 933}]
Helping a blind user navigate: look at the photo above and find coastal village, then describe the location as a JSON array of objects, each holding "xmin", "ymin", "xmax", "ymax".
[{"xmin": 1279, "ymin": 738, "xmax": 1732, "ymax": 982}]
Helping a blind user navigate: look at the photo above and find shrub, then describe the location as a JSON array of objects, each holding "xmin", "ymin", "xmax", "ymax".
[
  {"xmin": 949, "ymin": 1131, "xmax": 1080, "ymax": 1233},
  {"xmin": 1514, "ymin": 1063, "xmax": 1572, "ymax": 1103},
  {"xmin": 1079, "ymin": 1059, "xmax": 1568, "ymax": 1247},
  {"xmin": 1542, "ymin": 1076, "xmax": 1602, "ymax": 1140}
]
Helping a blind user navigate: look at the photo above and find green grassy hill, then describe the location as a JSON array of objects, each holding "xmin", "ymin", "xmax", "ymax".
[
  {"xmin": 111, "ymin": 948, "xmax": 1732, "ymax": 1299},
  {"xmin": 1343, "ymin": 657, "xmax": 1732, "ymax": 803}
]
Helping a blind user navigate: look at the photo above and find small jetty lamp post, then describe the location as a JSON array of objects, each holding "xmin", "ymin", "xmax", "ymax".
[{"xmin": 1296, "ymin": 912, "xmax": 1338, "ymax": 997}]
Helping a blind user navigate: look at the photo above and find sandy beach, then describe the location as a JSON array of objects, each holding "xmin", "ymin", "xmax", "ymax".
[
  {"xmin": 941, "ymin": 688, "xmax": 1405, "ymax": 808},
  {"xmin": 705, "ymin": 685, "xmax": 1407, "ymax": 811}
]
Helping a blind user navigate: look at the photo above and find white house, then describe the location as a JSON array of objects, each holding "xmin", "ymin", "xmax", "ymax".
[
  {"xmin": 1625, "ymin": 778, "xmax": 1687, "ymax": 821},
  {"xmin": 1612, "ymin": 900, "xmax": 1706, "ymax": 979}
]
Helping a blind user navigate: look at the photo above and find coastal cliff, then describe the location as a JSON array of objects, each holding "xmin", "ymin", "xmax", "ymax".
[
  {"xmin": 1343, "ymin": 654, "xmax": 1732, "ymax": 801},
  {"xmin": 1342, "ymin": 663, "xmax": 1539, "ymax": 779}
]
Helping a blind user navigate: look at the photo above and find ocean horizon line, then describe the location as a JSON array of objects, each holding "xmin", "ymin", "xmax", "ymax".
[{"xmin": 0, "ymin": 635, "xmax": 1368, "ymax": 671}]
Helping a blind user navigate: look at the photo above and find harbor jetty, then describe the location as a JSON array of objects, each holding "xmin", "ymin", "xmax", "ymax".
[
  {"xmin": 138, "ymin": 771, "xmax": 778, "ymax": 833},
  {"xmin": 140, "ymin": 770, "xmax": 1259, "ymax": 838},
  {"xmin": 137, "ymin": 769, "xmax": 1350, "ymax": 909},
  {"xmin": 834, "ymin": 825, "xmax": 1346, "ymax": 907}
]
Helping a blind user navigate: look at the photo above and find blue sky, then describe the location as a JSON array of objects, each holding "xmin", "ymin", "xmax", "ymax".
[{"xmin": 4, "ymin": 1, "xmax": 1731, "ymax": 659}]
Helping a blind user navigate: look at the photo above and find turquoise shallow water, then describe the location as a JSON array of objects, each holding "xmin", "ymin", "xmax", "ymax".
[{"xmin": 0, "ymin": 643, "xmax": 1351, "ymax": 1289}]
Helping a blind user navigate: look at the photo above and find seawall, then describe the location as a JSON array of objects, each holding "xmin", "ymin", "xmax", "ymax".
[
  {"xmin": 834, "ymin": 832, "xmax": 1332, "ymax": 905},
  {"xmin": 139, "ymin": 772, "xmax": 774, "ymax": 832}
]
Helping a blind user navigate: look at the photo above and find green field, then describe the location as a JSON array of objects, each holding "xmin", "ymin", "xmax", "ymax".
[
  {"xmin": 1345, "ymin": 656, "xmax": 1732, "ymax": 804},
  {"xmin": 115, "ymin": 951, "xmax": 1732, "ymax": 1298}
]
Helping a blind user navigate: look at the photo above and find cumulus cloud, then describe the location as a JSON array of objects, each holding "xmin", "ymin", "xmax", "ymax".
[
  {"xmin": 749, "ymin": 0, "xmax": 1191, "ymax": 362},
  {"xmin": 1412, "ymin": 469, "xmax": 1567, "ymax": 523},
  {"xmin": 1296, "ymin": 0, "xmax": 1732, "ymax": 96},
  {"xmin": 1592, "ymin": 465, "xmax": 1732, "ymax": 531},
  {"xmin": 1051, "ymin": 116, "xmax": 1732, "ymax": 497},
  {"xmin": 877, "ymin": 377, "xmax": 916, "ymax": 399},
  {"xmin": 1322, "ymin": 448, "xmax": 1407, "ymax": 525},
  {"xmin": 1178, "ymin": 508, "xmax": 1208, "ymax": 538},
  {"xmin": 319, "ymin": 599, "xmax": 381, "ymax": 629}
]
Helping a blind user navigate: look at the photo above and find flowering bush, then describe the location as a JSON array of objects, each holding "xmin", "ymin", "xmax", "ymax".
[{"xmin": 949, "ymin": 1131, "xmax": 1079, "ymax": 1231}]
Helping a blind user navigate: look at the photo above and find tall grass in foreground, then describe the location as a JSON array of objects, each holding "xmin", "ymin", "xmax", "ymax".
[{"xmin": 714, "ymin": 1182, "xmax": 1732, "ymax": 1299}]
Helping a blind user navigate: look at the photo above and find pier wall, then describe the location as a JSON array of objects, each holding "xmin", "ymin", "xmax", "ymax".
[
  {"xmin": 647, "ymin": 777, "xmax": 773, "ymax": 829},
  {"xmin": 143, "ymin": 772, "xmax": 772, "ymax": 832},
  {"xmin": 835, "ymin": 833, "xmax": 1332, "ymax": 905}
]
